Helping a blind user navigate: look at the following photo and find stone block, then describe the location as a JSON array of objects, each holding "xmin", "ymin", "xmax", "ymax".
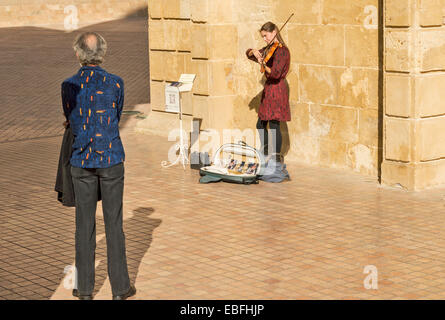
[
  {"xmin": 191, "ymin": 59, "xmax": 209, "ymax": 95},
  {"xmin": 347, "ymin": 144, "xmax": 379, "ymax": 175},
  {"xmin": 234, "ymin": 0, "xmax": 273, "ymax": 24},
  {"xmin": 150, "ymin": 80, "xmax": 165, "ymax": 111},
  {"xmin": 289, "ymin": 103, "xmax": 310, "ymax": 135},
  {"xmin": 285, "ymin": 134, "xmax": 320, "ymax": 165},
  {"xmin": 319, "ymin": 139, "xmax": 348, "ymax": 169},
  {"xmin": 180, "ymin": 0, "xmax": 191, "ymax": 19},
  {"xmin": 310, "ymin": 104, "xmax": 359, "ymax": 144},
  {"xmin": 150, "ymin": 50, "xmax": 166, "ymax": 81},
  {"xmin": 192, "ymin": 94, "xmax": 210, "ymax": 124},
  {"xmin": 414, "ymin": 160, "xmax": 445, "ymax": 190},
  {"xmin": 299, "ymin": 65, "xmax": 341, "ymax": 105},
  {"xmin": 415, "ymin": 74, "xmax": 445, "ymax": 117},
  {"xmin": 385, "ymin": 74, "xmax": 412, "ymax": 117},
  {"xmin": 345, "ymin": 26, "xmax": 378, "ymax": 68},
  {"xmin": 148, "ymin": 19, "xmax": 165, "ymax": 50},
  {"xmin": 385, "ymin": 0, "xmax": 411, "ymax": 26},
  {"xmin": 181, "ymin": 92, "xmax": 193, "ymax": 115},
  {"xmin": 385, "ymin": 29, "xmax": 411, "ymax": 72},
  {"xmin": 207, "ymin": 0, "xmax": 233, "ymax": 23},
  {"xmin": 359, "ymin": 109, "xmax": 379, "ymax": 148},
  {"xmin": 191, "ymin": 24, "xmax": 209, "ymax": 59},
  {"xmin": 209, "ymin": 61, "xmax": 236, "ymax": 96},
  {"xmin": 272, "ymin": 0, "xmax": 320, "ymax": 24},
  {"xmin": 338, "ymin": 68, "xmax": 379, "ymax": 110},
  {"xmin": 209, "ymin": 24, "xmax": 238, "ymax": 60},
  {"xmin": 381, "ymin": 161, "xmax": 415, "ymax": 189},
  {"xmin": 420, "ymin": 29, "xmax": 445, "ymax": 72},
  {"xmin": 419, "ymin": 0, "xmax": 443, "ymax": 26},
  {"xmin": 190, "ymin": 0, "xmax": 208, "ymax": 22},
  {"xmin": 323, "ymin": 0, "xmax": 379, "ymax": 25},
  {"xmin": 162, "ymin": 0, "xmax": 182, "ymax": 19},
  {"xmin": 287, "ymin": 25, "xmax": 344, "ymax": 66},
  {"xmin": 164, "ymin": 52, "xmax": 187, "ymax": 82},
  {"xmin": 208, "ymin": 96, "xmax": 235, "ymax": 131},
  {"xmin": 162, "ymin": 19, "xmax": 179, "ymax": 51},
  {"xmin": 148, "ymin": 0, "xmax": 163, "ymax": 19},
  {"xmin": 419, "ymin": 117, "xmax": 445, "ymax": 161},
  {"xmin": 231, "ymin": 95, "xmax": 263, "ymax": 131},
  {"xmin": 150, "ymin": 19, "xmax": 191, "ymax": 52},
  {"xmin": 184, "ymin": 52, "xmax": 193, "ymax": 73},
  {"xmin": 177, "ymin": 20, "xmax": 192, "ymax": 52},
  {"xmin": 385, "ymin": 118, "xmax": 411, "ymax": 162}
]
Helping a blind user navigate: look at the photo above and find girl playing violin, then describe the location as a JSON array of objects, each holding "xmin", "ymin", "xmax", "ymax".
[{"xmin": 246, "ymin": 21, "xmax": 291, "ymax": 161}]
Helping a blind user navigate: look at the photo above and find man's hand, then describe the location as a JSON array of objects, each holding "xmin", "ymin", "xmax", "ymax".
[{"xmin": 63, "ymin": 120, "xmax": 69, "ymax": 129}]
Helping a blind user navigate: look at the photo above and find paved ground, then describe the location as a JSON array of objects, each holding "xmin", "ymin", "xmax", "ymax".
[
  {"xmin": 0, "ymin": 17, "xmax": 149, "ymax": 143},
  {"xmin": 2, "ymin": 17, "xmax": 445, "ymax": 300}
]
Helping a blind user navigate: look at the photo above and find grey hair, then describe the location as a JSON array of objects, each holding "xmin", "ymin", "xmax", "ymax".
[{"xmin": 73, "ymin": 32, "xmax": 107, "ymax": 66}]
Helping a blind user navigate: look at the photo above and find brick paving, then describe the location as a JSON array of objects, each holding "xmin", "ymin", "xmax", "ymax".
[{"xmin": 2, "ymin": 17, "xmax": 445, "ymax": 301}]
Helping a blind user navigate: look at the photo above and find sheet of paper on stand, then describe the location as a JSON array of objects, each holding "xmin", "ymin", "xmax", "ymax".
[{"xmin": 178, "ymin": 74, "xmax": 196, "ymax": 92}]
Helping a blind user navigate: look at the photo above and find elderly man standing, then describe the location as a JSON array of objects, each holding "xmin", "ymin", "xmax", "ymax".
[{"xmin": 61, "ymin": 32, "xmax": 136, "ymax": 300}]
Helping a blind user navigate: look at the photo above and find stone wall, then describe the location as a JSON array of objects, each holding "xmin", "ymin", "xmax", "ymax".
[
  {"xmin": 0, "ymin": 0, "xmax": 147, "ymax": 28},
  {"xmin": 145, "ymin": 0, "xmax": 381, "ymax": 177},
  {"xmin": 237, "ymin": 0, "xmax": 380, "ymax": 177}
]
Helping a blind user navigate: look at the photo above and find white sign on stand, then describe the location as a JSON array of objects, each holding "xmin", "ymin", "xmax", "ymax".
[
  {"xmin": 164, "ymin": 74, "xmax": 196, "ymax": 114},
  {"xmin": 162, "ymin": 74, "xmax": 196, "ymax": 169},
  {"xmin": 165, "ymin": 83, "xmax": 180, "ymax": 113}
]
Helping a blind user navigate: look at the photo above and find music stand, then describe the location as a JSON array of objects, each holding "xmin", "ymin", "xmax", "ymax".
[{"xmin": 161, "ymin": 77, "xmax": 195, "ymax": 169}]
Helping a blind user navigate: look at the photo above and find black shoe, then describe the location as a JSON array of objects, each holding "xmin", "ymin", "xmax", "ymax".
[
  {"xmin": 112, "ymin": 285, "xmax": 136, "ymax": 300},
  {"xmin": 72, "ymin": 289, "xmax": 93, "ymax": 300}
]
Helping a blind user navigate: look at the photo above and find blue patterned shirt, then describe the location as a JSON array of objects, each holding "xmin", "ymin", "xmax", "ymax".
[{"xmin": 61, "ymin": 65, "xmax": 125, "ymax": 168}]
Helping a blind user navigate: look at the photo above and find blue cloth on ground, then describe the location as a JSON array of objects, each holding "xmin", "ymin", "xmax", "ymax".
[{"xmin": 258, "ymin": 158, "xmax": 290, "ymax": 183}]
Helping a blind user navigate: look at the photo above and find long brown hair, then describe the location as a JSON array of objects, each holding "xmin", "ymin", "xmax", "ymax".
[{"xmin": 260, "ymin": 22, "xmax": 286, "ymax": 47}]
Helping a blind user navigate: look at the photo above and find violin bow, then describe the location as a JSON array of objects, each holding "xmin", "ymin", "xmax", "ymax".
[{"xmin": 262, "ymin": 13, "xmax": 295, "ymax": 61}]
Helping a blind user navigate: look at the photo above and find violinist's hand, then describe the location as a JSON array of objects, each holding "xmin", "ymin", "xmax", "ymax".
[
  {"xmin": 251, "ymin": 49, "xmax": 263, "ymax": 63},
  {"xmin": 261, "ymin": 61, "xmax": 271, "ymax": 74}
]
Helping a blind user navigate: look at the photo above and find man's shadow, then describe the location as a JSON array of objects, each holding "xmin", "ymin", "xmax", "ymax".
[{"xmin": 92, "ymin": 207, "xmax": 161, "ymax": 297}]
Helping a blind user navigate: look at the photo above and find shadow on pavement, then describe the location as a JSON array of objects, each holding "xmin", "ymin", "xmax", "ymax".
[{"xmin": 93, "ymin": 207, "xmax": 161, "ymax": 298}]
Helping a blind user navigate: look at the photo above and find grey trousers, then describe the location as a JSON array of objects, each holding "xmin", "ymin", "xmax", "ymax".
[{"xmin": 71, "ymin": 162, "xmax": 130, "ymax": 296}]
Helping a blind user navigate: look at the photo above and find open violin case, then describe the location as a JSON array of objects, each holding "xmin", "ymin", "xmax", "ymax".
[{"xmin": 199, "ymin": 141, "xmax": 266, "ymax": 185}]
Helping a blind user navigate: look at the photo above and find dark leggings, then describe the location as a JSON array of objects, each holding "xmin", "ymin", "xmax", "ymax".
[{"xmin": 256, "ymin": 119, "xmax": 282, "ymax": 156}]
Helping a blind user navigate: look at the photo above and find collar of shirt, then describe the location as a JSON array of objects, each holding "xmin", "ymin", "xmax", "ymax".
[{"xmin": 78, "ymin": 65, "xmax": 105, "ymax": 74}]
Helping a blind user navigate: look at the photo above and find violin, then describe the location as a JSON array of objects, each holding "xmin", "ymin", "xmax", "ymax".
[{"xmin": 260, "ymin": 41, "xmax": 282, "ymax": 73}]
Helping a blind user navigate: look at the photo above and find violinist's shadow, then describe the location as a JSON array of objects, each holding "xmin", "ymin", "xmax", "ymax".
[
  {"xmin": 248, "ymin": 69, "xmax": 267, "ymax": 114},
  {"xmin": 281, "ymin": 79, "xmax": 291, "ymax": 158},
  {"xmin": 93, "ymin": 207, "xmax": 161, "ymax": 298},
  {"xmin": 248, "ymin": 78, "xmax": 291, "ymax": 160}
]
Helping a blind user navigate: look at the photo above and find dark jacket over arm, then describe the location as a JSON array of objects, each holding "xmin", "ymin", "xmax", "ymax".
[{"xmin": 55, "ymin": 126, "xmax": 75, "ymax": 207}]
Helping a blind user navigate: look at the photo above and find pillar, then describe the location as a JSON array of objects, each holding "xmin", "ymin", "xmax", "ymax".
[{"xmin": 382, "ymin": 0, "xmax": 445, "ymax": 190}]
